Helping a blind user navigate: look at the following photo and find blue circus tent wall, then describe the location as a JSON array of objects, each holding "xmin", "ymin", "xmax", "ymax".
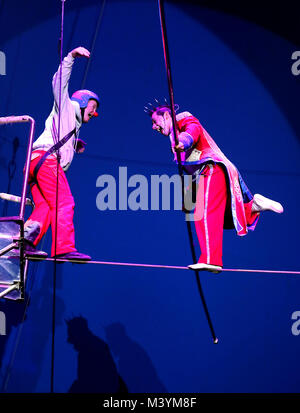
[{"xmin": 0, "ymin": 0, "xmax": 299, "ymax": 393}]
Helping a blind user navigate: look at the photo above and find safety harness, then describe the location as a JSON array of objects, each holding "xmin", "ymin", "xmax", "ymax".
[{"xmin": 31, "ymin": 118, "xmax": 76, "ymax": 184}]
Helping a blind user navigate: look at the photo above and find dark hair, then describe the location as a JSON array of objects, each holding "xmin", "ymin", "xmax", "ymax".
[
  {"xmin": 144, "ymin": 102, "xmax": 179, "ymax": 117},
  {"xmin": 153, "ymin": 105, "xmax": 171, "ymax": 116}
]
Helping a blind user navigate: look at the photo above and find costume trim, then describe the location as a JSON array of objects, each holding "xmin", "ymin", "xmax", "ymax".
[{"xmin": 204, "ymin": 164, "xmax": 214, "ymax": 264}]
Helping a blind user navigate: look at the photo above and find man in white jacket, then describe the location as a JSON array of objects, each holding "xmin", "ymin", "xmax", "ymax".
[{"xmin": 24, "ymin": 46, "xmax": 99, "ymax": 261}]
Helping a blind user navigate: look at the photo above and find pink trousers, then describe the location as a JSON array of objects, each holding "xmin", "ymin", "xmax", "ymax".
[
  {"xmin": 194, "ymin": 164, "xmax": 258, "ymax": 267},
  {"xmin": 25, "ymin": 151, "xmax": 76, "ymax": 257}
]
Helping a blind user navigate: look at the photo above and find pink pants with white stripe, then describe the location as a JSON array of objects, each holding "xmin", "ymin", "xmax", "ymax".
[
  {"xmin": 25, "ymin": 151, "xmax": 77, "ymax": 257},
  {"xmin": 194, "ymin": 164, "xmax": 257, "ymax": 267}
]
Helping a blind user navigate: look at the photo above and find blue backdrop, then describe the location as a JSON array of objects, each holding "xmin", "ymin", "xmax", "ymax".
[{"xmin": 0, "ymin": 0, "xmax": 299, "ymax": 393}]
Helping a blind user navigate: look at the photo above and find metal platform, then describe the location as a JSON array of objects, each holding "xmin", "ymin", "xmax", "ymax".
[{"xmin": 0, "ymin": 115, "xmax": 35, "ymax": 300}]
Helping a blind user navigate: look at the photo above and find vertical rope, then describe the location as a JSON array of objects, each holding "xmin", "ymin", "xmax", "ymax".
[
  {"xmin": 81, "ymin": 0, "xmax": 106, "ymax": 90},
  {"xmin": 157, "ymin": 0, "xmax": 218, "ymax": 343},
  {"xmin": 50, "ymin": 0, "xmax": 66, "ymax": 394}
]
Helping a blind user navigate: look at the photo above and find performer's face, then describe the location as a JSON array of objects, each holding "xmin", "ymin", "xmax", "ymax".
[
  {"xmin": 151, "ymin": 111, "xmax": 172, "ymax": 136},
  {"xmin": 83, "ymin": 99, "xmax": 98, "ymax": 123}
]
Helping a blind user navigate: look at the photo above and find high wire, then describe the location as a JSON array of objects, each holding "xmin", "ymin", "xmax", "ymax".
[{"xmin": 26, "ymin": 257, "xmax": 300, "ymax": 275}]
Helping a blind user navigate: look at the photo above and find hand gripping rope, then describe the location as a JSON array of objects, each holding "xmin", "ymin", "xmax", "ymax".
[
  {"xmin": 2, "ymin": 0, "xmax": 300, "ymax": 393},
  {"xmin": 157, "ymin": 0, "xmax": 219, "ymax": 344}
]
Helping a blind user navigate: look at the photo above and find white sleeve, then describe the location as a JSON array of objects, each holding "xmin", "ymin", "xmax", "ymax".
[{"xmin": 52, "ymin": 52, "xmax": 75, "ymax": 108}]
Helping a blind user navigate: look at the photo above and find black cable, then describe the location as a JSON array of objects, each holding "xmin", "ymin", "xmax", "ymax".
[
  {"xmin": 157, "ymin": 0, "xmax": 218, "ymax": 343},
  {"xmin": 81, "ymin": 0, "xmax": 106, "ymax": 90},
  {"xmin": 50, "ymin": 0, "xmax": 66, "ymax": 394}
]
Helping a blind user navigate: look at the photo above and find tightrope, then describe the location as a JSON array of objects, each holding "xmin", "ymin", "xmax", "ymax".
[{"xmin": 26, "ymin": 257, "xmax": 300, "ymax": 275}]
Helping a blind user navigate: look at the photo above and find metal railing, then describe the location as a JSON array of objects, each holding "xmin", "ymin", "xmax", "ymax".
[{"xmin": 0, "ymin": 115, "xmax": 35, "ymax": 300}]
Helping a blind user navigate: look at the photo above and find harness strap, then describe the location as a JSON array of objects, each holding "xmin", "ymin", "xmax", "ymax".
[{"xmin": 32, "ymin": 126, "xmax": 76, "ymax": 182}]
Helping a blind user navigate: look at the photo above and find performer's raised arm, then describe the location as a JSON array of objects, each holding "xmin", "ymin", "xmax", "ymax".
[
  {"xmin": 52, "ymin": 46, "xmax": 90, "ymax": 108},
  {"xmin": 23, "ymin": 46, "xmax": 99, "ymax": 262}
]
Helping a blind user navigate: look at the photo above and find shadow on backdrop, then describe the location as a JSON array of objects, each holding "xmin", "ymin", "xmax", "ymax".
[
  {"xmin": 66, "ymin": 316, "xmax": 127, "ymax": 393},
  {"xmin": 105, "ymin": 322, "xmax": 168, "ymax": 393}
]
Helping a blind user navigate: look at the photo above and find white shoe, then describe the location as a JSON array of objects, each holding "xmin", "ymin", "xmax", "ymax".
[
  {"xmin": 188, "ymin": 263, "xmax": 222, "ymax": 274},
  {"xmin": 252, "ymin": 194, "xmax": 283, "ymax": 214}
]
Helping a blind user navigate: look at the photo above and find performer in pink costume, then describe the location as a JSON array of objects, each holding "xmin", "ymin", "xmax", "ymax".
[
  {"xmin": 24, "ymin": 47, "xmax": 99, "ymax": 261},
  {"xmin": 147, "ymin": 103, "xmax": 283, "ymax": 273}
]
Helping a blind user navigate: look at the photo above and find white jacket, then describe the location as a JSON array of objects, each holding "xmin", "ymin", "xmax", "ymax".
[{"xmin": 32, "ymin": 52, "xmax": 82, "ymax": 171}]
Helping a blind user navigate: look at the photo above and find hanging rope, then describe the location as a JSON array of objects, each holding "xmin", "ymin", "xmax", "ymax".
[
  {"xmin": 50, "ymin": 0, "xmax": 66, "ymax": 394},
  {"xmin": 157, "ymin": 0, "xmax": 218, "ymax": 343},
  {"xmin": 81, "ymin": 0, "xmax": 106, "ymax": 90},
  {"xmin": 50, "ymin": 0, "xmax": 107, "ymax": 392}
]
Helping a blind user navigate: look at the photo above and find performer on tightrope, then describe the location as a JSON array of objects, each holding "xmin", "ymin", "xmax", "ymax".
[
  {"xmin": 146, "ymin": 103, "xmax": 283, "ymax": 273},
  {"xmin": 23, "ymin": 46, "xmax": 100, "ymax": 261}
]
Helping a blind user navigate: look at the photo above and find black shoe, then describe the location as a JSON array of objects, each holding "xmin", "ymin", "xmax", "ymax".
[
  {"xmin": 24, "ymin": 243, "xmax": 48, "ymax": 259},
  {"xmin": 54, "ymin": 251, "xmax": 91, "ymax": 262}
]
